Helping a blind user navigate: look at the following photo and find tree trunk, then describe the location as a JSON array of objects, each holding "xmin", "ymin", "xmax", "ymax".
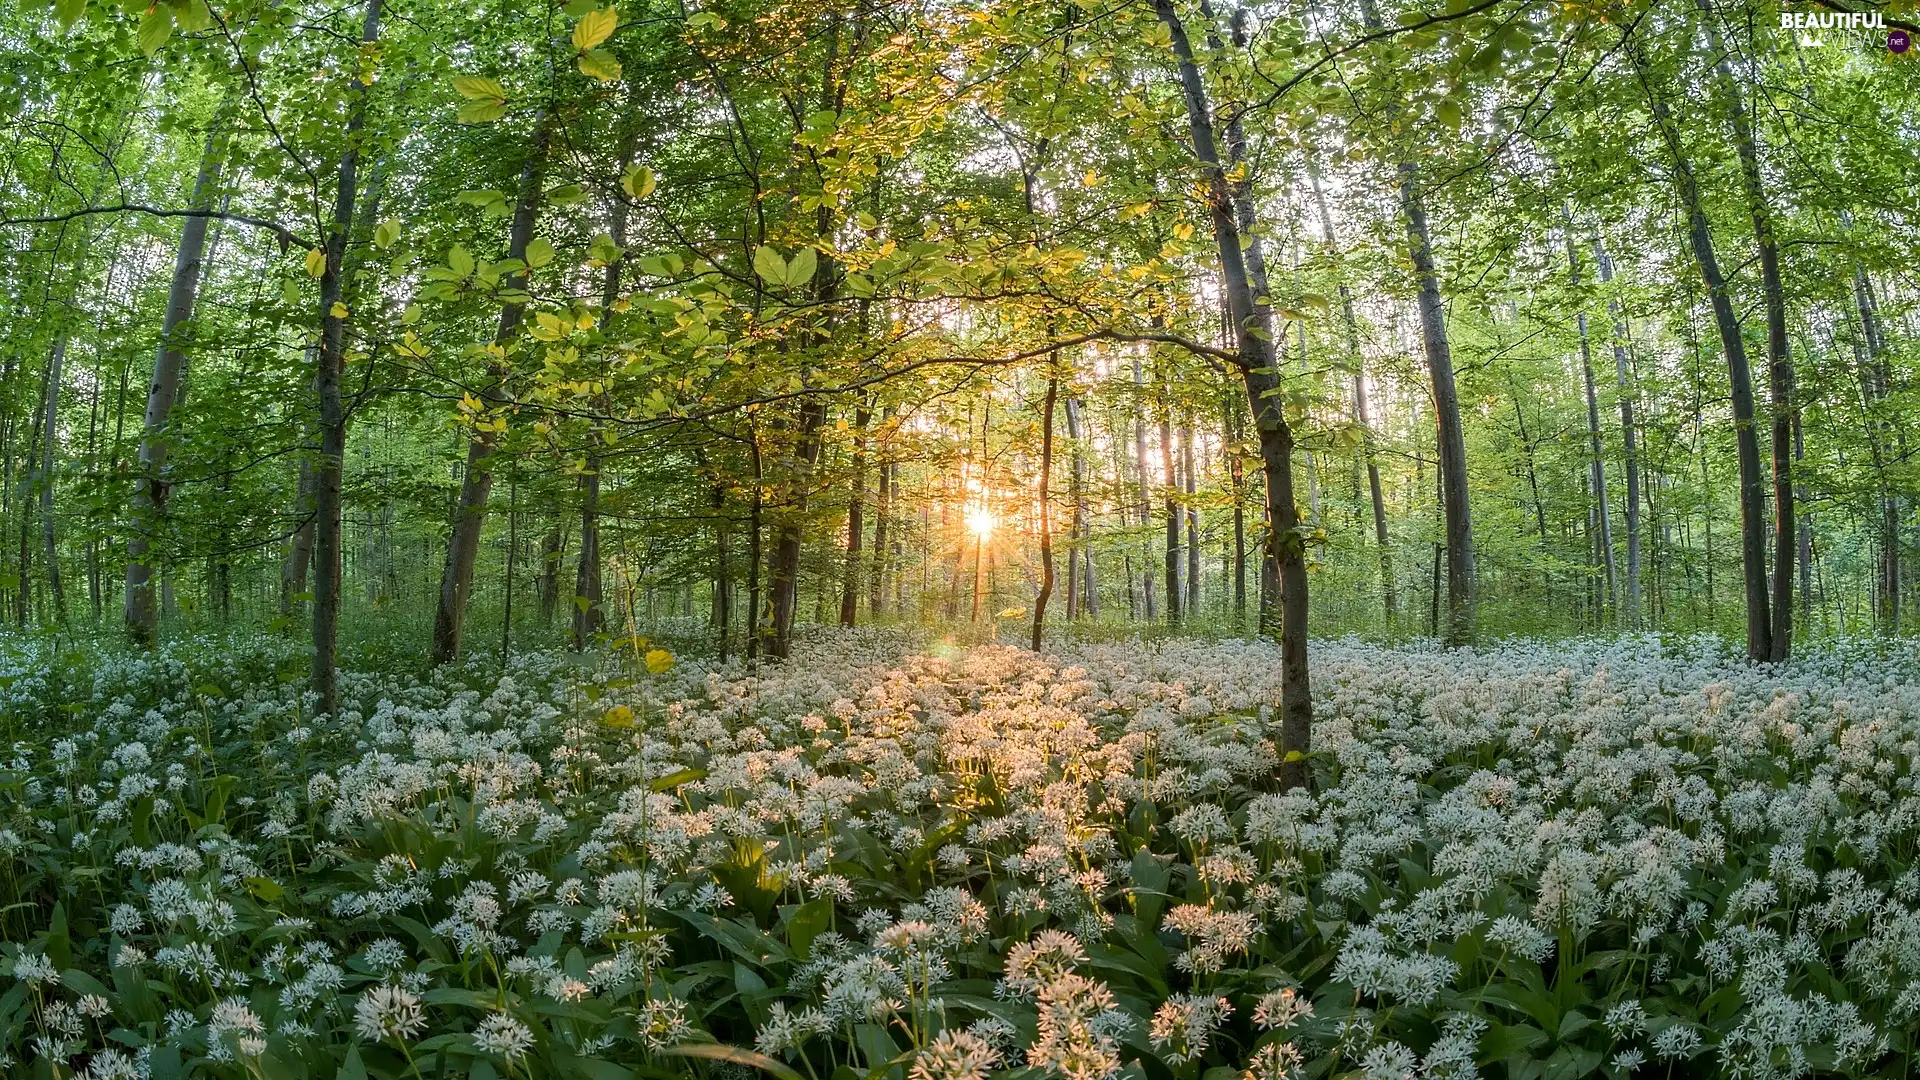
[
  {"xmin": 1308, "ymin": 156, "xmax": 1393, "ymax": 629},
  {"xmin": 1032, "ymin": 375, "xmax": 1057, "ymax": 650},
  {"xmin": 126, "ymin": 116, "xmax": 230, "ymax": 646},
  {"xmin": 1700, "ymin": 0, "xmax": 1794, "ymax": 659},
  {"xmin": 712, "ymin": 479, "xmax": 731, "ymax": 659},
  {"xmin": 1632, "ymin": 42, "xmax": 1771, "ymax": 661},
  {"xmin": 1352, "ymin": 0, "xmax": 1471, "ymax": 644},
  {"xmin": 840, "ymin": 402, "xmax": 869, "ymax": 627},
  {"xmin": 283, "ymin": 453, "xmax": 315, "ymax": 617},
  {"xmin": 1593, "ymin": 234, "xmax": 1643, "ymax": 627},
  {"xmin": 1565, "ymin": 211, "xmax": 1617, "ymax": 617},
  {"xmin": 312, "ymin": 0, "xmax": 387, "ymax": 712},
  {"xmin": 1400, "ymin": 175, "xmax": 1473, "ymax": 645},
  {"xmin": 1184, "ymin": 422, "xmax": 1200, "ymax": 614},
  {"xmin": 431, "ymin": 118, "xmax": 549, "ymax": 664},
  {"xmin": 1159, "ymin": 385, "xmax": 1181, "ymax": 625},
  {"xmin": 869, "ymin": 408, "xmax": 891, "ymax": 617},
  {"xmin": 38, "ymin": 334, "xmax": 66, "ymax": 622},
  {"xmin": 1156, "ymin": 0, "xmax": 1310, "ymax": 788},
  {"xmin": 1131, "ymin": 357, "xmax": 1157, "ymax": 620},
  {"xmin": 1066, "ymin": 396, "xmax": 1097, "ymax": 617}
]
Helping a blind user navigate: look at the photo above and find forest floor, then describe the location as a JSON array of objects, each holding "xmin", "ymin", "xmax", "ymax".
[{"xmin": 2, "ymin": 627, "xmax": 1919, "ymax": 1078}]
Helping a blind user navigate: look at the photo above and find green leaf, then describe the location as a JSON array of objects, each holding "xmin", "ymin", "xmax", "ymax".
[
  {"xmin": 655, "ymin": 1044, "xmax": 803, "ymax": 1080},
  {"xmin": 524, "ymin": 238, "xmax": 555, "ymax": 269},
  {"xmin": 785, "ymin": 897, "xmax": 832, "ymax": 958},
  {"xmin": 339, "ymin": 1044, "xmax": 368, "ymax": 1080},
  {"xmin": 54, "ymin": 0, "xmax": 86, "ymax": 29},
  {"xmin": 373, "ymin": 219, "xmax": 401, "ymax": 250},
  {"xmin": 753, "ymin": 245, "xmax": 788, "ymax": 287},
  {"xmin": 138, "ymin": 5, "xmax": 172, "ymax": 55},
  {"xmin": 448, "ymin": 245, "xmax": 475, "ymax": 276},
  {"xmin": 578, "ymin": 48, "xmax": 623, "ymax": 82},
  {"xmin": 651, "ymin": 767, "xmax": 707, "ymax": 791},
  {"xmin": 785, "ymin": 246, "xmax": 818, "ymax": 288}
]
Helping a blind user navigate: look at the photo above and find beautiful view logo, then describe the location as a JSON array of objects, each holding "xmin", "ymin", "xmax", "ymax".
[{"xmin": 1777, "ymin": 8, "xmax": 1908, "ymax": 51}]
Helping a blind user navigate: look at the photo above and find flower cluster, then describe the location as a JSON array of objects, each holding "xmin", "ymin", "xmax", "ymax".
[{"xmin": 3, "ymin": 627, "xmax": 1920, "ymax": 1079}]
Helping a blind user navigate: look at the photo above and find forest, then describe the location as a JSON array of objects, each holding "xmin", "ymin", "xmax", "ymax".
[{"xmin": 1, "ymin": 0, "xmax": 1918, "ymax": 1076}]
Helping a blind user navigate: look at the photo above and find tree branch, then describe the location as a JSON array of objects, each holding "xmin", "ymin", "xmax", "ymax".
[{"xmin": 0, "ymin": 204, "xmax": 313, "ymax": 251}]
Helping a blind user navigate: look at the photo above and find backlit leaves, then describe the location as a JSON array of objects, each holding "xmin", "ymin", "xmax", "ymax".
[{"xmin": 450, "ymin": 75, "xmax": 509, "ymax": 122}]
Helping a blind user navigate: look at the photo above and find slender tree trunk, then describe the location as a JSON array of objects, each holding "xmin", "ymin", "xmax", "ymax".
[
  {"xmin": 1063, "ymin": 395, "xmax": 1083, "ymax": 619},
  {"xmin": 311, "ymin": 0, "xmax": 386, "ymax": 712},
  {"xmin": 1308, "ymin": 157, "xmax": 1393, "ymax": 628},
  {"xmin": 38, "ymin": 332, "xmax": 65, "ymax": 622},
  {"xmin": 431, "ymin": 118, "xmax": 549, "ymax": 664},
  {"xmin": 712, "ymin": 479, "xmax": 731, "ymax": 659},
  {"xmin": 1131, "ymin": 357, "xmax": 1157, "ymax": 620},
  {"xmin": 1032, "ymin": 375, "xmax": 1057, "ymax": 650},
  {"xmin": 1401, "ymin": 175, "xmax": 1473, "ymax": 645},
  {"xmin": 126, "ymin": 116, "xmax": 230, "ymax": 646},
  {"xmin": 869, "ymin": 409, "xmax": 891, "ymax": 617},
  {"xmin": 1352, "ymin": 0, "xmax": 1471, "ymax": 643},
  {"xmin": 537, "ymin": 522, "xmax": 562, "ymax": 625},
  {"xmin": 1068, "ymin": 397, "xmax": 1098, "ymax": 617},
  {"xmin": 1632, "ymin": 43, "xmax": 1770, "ymax": 660},
  {"xmin": 745, "ymin": 434, "xmax": 763, "ymax": 660},
  {"xmin": 840, "ymin": 403, "xmax": 869, "ymax": 627},
  {"xmin": 1565, "ymin": 213, "xmax": 1617, "ymax": 617},
  {"xmin": 1184, "ymin": 422, "xmax": 1200, "ymax": 614},
  {"xmin": 1594, "ymin": 234, "xmax": 1643, "ymax": 627},
  {"xmin": 1160, "ymin": 386, "xmax": 1181, "ymax": 625},
  {"xmin": 1701, "ymin": 0, "xmax": 1794, "ymax": 659},
  {"xmin": 1156, "ymin": 0, "xmax": 1310, "ymax": 788}
]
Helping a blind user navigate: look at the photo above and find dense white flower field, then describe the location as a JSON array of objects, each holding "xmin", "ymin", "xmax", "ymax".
[{"xmin": 4, "ymin": 628, "xmax": 1920, "ymax": 1080}]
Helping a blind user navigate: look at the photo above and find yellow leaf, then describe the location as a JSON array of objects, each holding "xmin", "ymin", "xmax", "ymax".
[
  {"xmin": 577, "ymin": 48, "xmax": 622, "ymax": 82},
  {"xmin": 644, "ymin": 648, "xmax": 674, "ymax": 674},
  {"xmin": 602, "ymin": 704, "xmax": 635, "ymax": 727},
  {"xmin": 304, "ymin": 248, "xmax": 326, "ymax": 278},
  {"xmin": 329, "ymin": 302, "xmax": 349, "ymax": 318},
  {"xmin": 450, "ymin": 75, "xmax": 508, "ymax": 101},
  {"xmin": 572, "ymin": 6, "xmax": 617, "ymax": 51},
  {"xmin": 1081, "ymin": 170, "xmax": 1101, "ymax": 187},
  {"xmin": 621, "ymin": 165, "xmax": 656, "ymax": 200}
]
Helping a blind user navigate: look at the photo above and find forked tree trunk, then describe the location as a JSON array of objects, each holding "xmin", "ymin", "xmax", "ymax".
[
  {"xmin": 1700, "ymin": 0, "xmax": 1793, "ymax": 659},
  {"xmin": 1156, "ymin": 0, "xmax": 1310, "ymax": 788},
  {"xmin": 127, "ymin": 115, "xmax": 231, "ymax": 646},
  {"xmin": 1632, "ymin": 41, "xmax": 1771, "ymax": 661},
  {"xmin": 432, "ymin": 119, "xmax": 549, "ymax": 664},
  {"xmin": 312, "ymin": 0, "xmax": 387, "ymax": 712}
]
